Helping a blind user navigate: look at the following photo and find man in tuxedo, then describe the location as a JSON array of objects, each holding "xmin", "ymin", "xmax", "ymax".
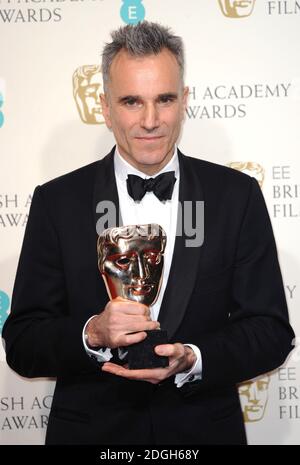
[{"xmin": 2, "ymin": 21, "xmax": 294, "ymax": 445}]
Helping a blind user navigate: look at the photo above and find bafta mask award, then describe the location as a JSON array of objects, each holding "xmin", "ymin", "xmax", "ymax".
[{"xmin": 97, "ymin": 223, "xmax": 168, "ymax": 369}]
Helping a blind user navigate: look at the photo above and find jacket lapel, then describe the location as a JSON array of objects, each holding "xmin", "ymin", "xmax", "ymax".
[
  {"xmin": 158, "ymin": 150, "xmax": 204, "ymax": 341},
  {"xmin": 93, "ymin": 146, "xmax": 122, "ymax": 234},
  {"xmin": 93, "ymin": 147, "xmax": 204, "ymax": 342}
]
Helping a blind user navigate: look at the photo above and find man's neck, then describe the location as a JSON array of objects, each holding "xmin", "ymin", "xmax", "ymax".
[{"xmin": 116, "ymin": 146, "xmax": 177, "ymax": 176}]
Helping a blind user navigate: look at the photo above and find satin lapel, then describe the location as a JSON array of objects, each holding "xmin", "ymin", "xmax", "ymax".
[
  {"xmin": 93, "ymin": 146, "xmax": 122, "ymax": 235},
  {"xmin": 158, "ymin": 151, "xmax": 204, "ymax": 341}
]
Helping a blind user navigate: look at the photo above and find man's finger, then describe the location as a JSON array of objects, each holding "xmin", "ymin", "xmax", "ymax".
[
  {"xmin": 122, "ymin": 331, "xmax": 148, "ymax": 346},
  {"xmin": 123, "ymin": 320, "xmax": 160, "ymax": 334},
  {"xmin": 154, "ymin": 344, "xmax": 177, "ymax": 357},
  {"xmin": 111, "ymin": 299, "xmax": 150, "ymax": 317},
  {"xmin": 102, "ymin": 362, "xmax": 167, "ymax": 380}
]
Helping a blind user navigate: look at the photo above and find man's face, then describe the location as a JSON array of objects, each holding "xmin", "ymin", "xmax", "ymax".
[
  {"xmin": 239, "ymin": 376, "xmax": 270, "ymax": 422},
  {"xmin": 101, "ymin": 235, "xmax": 164, "ymax": 306},
  {"xmin": 101, "ymin": 48, "xmax": 189, "ymax": 175}
]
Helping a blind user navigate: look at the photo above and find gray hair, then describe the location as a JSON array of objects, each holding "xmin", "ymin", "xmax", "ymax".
[{"xmin": 101, "ymin": 21, "xmax": 185, "ymax": 91}]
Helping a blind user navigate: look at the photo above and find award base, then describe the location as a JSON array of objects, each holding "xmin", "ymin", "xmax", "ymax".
[{"xmin": 127, "ymin": 329, "xmax": 169, "ymax": 369}]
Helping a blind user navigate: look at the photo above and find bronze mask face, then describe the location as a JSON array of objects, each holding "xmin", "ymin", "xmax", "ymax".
[{"xmin": 98, "ymin": 224, "xmax": 166, "ymax": 306}]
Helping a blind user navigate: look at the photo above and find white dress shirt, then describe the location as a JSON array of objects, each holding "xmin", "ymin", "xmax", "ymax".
[{"xmin": 83, "ymin": 146, "xmax": 202, "ymax": 387}]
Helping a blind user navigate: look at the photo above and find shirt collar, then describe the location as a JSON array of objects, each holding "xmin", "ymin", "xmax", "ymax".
[{"xmin": 114, "ymin": 145, "xmax": 179, "ymax": 182}]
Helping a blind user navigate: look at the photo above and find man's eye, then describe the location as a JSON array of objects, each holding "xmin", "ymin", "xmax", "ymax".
[
  {"xmin": 125, "ymin": 99, "xmax": 139, "ymax": 106},
  {"xmin": 159, "ymin": 96, "xmax": 175, "ymax": 104}
]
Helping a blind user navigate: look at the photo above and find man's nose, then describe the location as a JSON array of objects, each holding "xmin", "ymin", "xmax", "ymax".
[{"xmin": 140, "ymin": 103, "xmax": 159, "ymax": 131}]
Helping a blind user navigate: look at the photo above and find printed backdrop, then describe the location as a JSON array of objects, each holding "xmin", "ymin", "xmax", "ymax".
[{"xmin": 1, "ymin": 0, "xmax": 300, "ymax": 445}]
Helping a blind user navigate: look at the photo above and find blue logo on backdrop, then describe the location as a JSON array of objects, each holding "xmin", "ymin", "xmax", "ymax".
[
  {"xmin": 0, "ymin": 291, "xmax": 10, "ymax": 333},
  {"xmin": 0, "ymin": 92, "xmax": 4, "ymax": 128},
  {"xmin": 120, "ymin": 0, "xmax": 145, "ymax": 25}
]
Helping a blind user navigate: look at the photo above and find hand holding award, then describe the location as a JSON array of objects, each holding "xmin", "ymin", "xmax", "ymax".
[{"xmin": 97, "ymin": 223, "xmax": 168, "ymax": 369}]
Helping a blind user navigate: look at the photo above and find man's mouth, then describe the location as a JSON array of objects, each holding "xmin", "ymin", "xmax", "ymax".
[{"xmin": 135, "ymin": 136, "xmax": 164, "ymax": 141}]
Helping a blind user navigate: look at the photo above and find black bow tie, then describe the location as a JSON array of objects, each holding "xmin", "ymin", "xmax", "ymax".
[{"xmin": 126, "ymin": 171, "xmax": 176, "ymax": 202}]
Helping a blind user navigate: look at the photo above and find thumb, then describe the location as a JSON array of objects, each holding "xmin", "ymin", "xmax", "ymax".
[{"xmin": 155, "ymin": 344, "xmax": 173, "ymax": 356}]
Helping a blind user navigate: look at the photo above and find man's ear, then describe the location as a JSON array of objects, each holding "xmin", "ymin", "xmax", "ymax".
[
  {"xmin": 183, "ymin": 86, "xmax": 189, "ymax": 110},
  {"xmin": 100, "ymin": 93, "xmax": 112, "ymax": 129},
  {"xmin": 181, "ymin": 86, "xmax": 189, "ymax": 121}
]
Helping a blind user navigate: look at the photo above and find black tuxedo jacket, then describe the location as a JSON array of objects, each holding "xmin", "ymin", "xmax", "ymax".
[{"xmin": 3, "ymin": 148, "xmax": 294, "ymax": 445}]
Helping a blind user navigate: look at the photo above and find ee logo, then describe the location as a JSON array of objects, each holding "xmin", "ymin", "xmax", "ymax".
[
  {"xmin": 0, "ymin": 92, "xmax": 4, "ymax": 128},
  {"xmin": 120, "ymin": 0, "xmax": 145, "ymax": 25},
  {"xmin": 0, "ymin": 291, "xmax": 10, "ymax": 333}
]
